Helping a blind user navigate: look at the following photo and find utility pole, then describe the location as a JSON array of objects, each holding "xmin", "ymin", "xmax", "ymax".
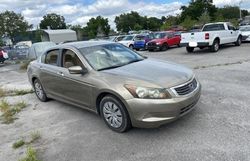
[{"xmin": 239, "ymin": 0, "xmax": 243, "ymax": 20}]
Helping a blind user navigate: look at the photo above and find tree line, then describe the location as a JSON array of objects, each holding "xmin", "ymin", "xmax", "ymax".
[{"xmin": 0, "ymin": 0, "xmax": 249, "ymax": 43}]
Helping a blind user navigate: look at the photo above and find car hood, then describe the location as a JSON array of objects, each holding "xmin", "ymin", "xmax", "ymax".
[
  {"xmin": 119, "ymin": 40, "xmax": 133, "ymax": 44},
  {"xmin": 101, "ymin": 58, "xmax": 193, "ymax": 88},
  {"xmin": 241, "ymin": 31, "xmax": 250, "ymax": 36}
]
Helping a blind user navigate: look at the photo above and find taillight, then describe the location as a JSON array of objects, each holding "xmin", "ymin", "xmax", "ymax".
[
  {"xmin": 0, "ymin": 51, "xmax": 3, "ymax": 57},
  {"xmin": 205, "ymin": 33, "xmax": 209, "ymax": 39}
]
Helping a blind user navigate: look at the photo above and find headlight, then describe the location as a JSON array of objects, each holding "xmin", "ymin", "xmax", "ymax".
[
  {"xmin": 124, "ymin": 85, "xmax": 171, "ymax": 99},
  {"xmin": 156, "ymin": 42, "xmax": 161, "ymax": 45}
]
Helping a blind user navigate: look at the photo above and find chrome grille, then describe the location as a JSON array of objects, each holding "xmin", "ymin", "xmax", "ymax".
[{"xmin": 174, "ymin": 78, "xmax": 197, "ymax": 96}]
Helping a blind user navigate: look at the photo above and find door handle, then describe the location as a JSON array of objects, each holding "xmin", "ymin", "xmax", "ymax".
[
  {"xmin": 39, "ymin": 66, "xmax": 43, "ymax": 69},
  {"xmin": 231, "ymin": 32, "xmax": 233, "ymax": 34},
  {"xmin": 57, "ymin": 72, "xmax": 64, "ymax": 77}
]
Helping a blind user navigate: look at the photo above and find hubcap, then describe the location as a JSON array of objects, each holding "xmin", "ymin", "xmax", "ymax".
[
  {"xmin": 215, "ymin": 42, "xmax": 219, "ymax": 51},
  {"xmin": 34, "ymin": 82, "xmax": 44, "ymax": 99},
  {"xmin": 103, "ymin": 102, "xmax": 122, "ymax": 128}
]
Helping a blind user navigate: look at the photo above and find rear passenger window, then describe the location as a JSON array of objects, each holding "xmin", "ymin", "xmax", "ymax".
[{"xmin": 45, "ymin": 50, "xmax": 59, "ymax": 66}]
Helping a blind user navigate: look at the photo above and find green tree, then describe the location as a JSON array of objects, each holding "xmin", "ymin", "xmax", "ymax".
[
  {"xmin": 180, "ymin": 0, "xmax": 217, "ymax": 21},
  {"xmin": 146, "ymin": 17, "xmax": 162, "ymax": 31},
  {"xmin": 85, "ymin": 16, "xmax": 110, "ymax": 39},
  {"xmin": 40, "ymin": 13, "xmax": 66, "ymax": 29},
  {"xmin": 197, "ymin": 12, "xmax": 211, "ymax": 25},
  {"xmin": 180, "ymin": 16, "xmax": 197, "ymax": 30},
  {"xmin": 216, "ymin": 6, "xmax": 240, "ymax": 20},
  {"xmin": 0, "ymin": 11, "xmax": 31, "ymax": 39},
  {"xmin": 160, "ymin": 15, "xmax": 180, "ymax": 30}
]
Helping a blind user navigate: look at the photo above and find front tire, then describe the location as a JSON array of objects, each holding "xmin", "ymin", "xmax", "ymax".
[
  {"xmin": 186, "ymin": 47, "xmax": 194, "ymax": 53},
  {"xmin": 129, "ymin": 45, "xmax": 134, "ymax": 50},
  {"xmin": 161, "ymin": 43, "xmax": 168, "ymax": 51},
  {"xmin": 235, "ymin": 36, "xmax": 242, "ymax": 46},
  {"xmin": 100, "ymin": 95, "xmax": 131, "ymax": 133},
  {"xmin": 33, "ymin": 79, "xmax": 48, "ymax": 102}
]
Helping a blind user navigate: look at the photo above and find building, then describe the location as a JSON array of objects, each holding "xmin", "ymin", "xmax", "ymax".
[{"xmin": 41, "ymin": 29, "xmax": 77, "ymax": 44}]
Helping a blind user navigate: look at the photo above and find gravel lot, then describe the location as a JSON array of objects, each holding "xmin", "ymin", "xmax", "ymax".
[{"xmin": 0, "ymin": 43, "xmax": 250, "ymax": 161}]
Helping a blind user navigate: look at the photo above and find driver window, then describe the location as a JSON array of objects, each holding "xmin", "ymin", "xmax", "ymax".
[{"xmin": 62, "ymin": 49, "xmax": 84, "ymax": 68}]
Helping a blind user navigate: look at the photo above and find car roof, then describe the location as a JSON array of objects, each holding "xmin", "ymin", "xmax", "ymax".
[{"xmin": 56, "ymin": 41, "xmax": 115, "ymax": 49}]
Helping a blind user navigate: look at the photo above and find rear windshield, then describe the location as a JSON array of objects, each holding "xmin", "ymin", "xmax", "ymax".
[{"xmin": 202, "ymin": 24, "xmax": 225, "ymax": 31}]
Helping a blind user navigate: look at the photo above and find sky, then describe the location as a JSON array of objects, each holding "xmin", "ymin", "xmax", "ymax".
[{"xmin": 0, "ymin": 0, "xmax": 250, "ymax": 29}]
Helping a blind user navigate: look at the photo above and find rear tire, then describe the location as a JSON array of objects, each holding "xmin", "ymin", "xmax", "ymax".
[
  {"xmin": 235, "ymin": 36, "xmax": 242, "ymax": 46},
  {"xmin": 211, "ymin": 39, "xmax": 219, "ymax": 52},
  {"xmin": 33, "ymin": 79, "xmax": 48, "ymax": 102},
  {"xmin": 100, "ymin": 95, "xmax": 131, "ymax": 133},
  {"xmin": 186, "ymin": 47, "xmax": 194, "ymax": 53},
  {"xmin": 148, "ymin": 49, "xmax": 154, "ymax": 52}
]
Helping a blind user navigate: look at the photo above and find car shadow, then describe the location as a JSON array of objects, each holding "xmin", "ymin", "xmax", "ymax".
[{"xmin": 194, "ymin": 44, "xmax": 241, "ymax": 54}]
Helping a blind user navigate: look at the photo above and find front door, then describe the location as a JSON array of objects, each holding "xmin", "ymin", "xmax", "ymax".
[{"xmin": 55, "ymin": 49, "xmax": 94, "ymax": 109}]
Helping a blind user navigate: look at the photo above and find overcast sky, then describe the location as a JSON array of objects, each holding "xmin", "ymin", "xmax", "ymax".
[{"xmin": 0, "ymin": 0, "xmax": 250, "ymax": 29}]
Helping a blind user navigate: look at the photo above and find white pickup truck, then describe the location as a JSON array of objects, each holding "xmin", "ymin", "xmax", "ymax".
[{"xmin": 180, "ymin": 22, "xmax": 242, "ymax": 52}]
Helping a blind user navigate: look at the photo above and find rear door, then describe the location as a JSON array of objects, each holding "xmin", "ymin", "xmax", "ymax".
[{"xmin": 39, "ymin": 49, "xmax": 63, "ymax": 97}]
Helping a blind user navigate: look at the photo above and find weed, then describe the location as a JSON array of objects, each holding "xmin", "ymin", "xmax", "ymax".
[
  {"xmin": 19, "ymin": 147, "xmax": 41, "ymax": 161},
  {"xmin": 13, "ymin": 139, "xmax": 25, "ymax": 149},
  {"xmin": 12, "ymin": 89, "xmax": 34, "ymax": 96},
  {"xmin": 0, "ymin": 100, "xmax": 27, "ymax": 124},
  {"xmin": 30, "ymin": 131, "xmax": 41, "ymax": 143},
  {"xmin": 0, "ymin": 87, "xmax": 6, "ymax": 97}
]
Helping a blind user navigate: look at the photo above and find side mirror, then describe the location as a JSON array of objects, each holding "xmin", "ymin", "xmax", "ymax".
[{"xmin": 68, "ymin": 66, "xmax": 87, "ymax": 74}]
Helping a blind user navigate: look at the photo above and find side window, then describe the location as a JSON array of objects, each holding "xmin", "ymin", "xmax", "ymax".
[
  {"xmin": 45, "ymin": 50, "xmax": 59, "ymax": 66},
  {"xmin": 228, "ymin": 25, "xmax": 235, "ymax": 30},
  {"xmin": 168, "ymin": 33, "xmax": 174, "ymax": 38},
  {"xmin": 62, "ymin": 49, "xmax": 84, "ymax": 68}
]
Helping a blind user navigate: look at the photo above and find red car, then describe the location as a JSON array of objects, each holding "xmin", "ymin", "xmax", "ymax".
[
  {"xmin": 147, "ymin": 31, "xmax": 181, "ymax": 51},
  {"xmin": 0, "ymin": 48, "xmax": 8, "ymax": 63}
]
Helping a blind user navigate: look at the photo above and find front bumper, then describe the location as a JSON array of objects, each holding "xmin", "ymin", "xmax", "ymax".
[
  {"xmin": 126, "ymin": 82, "xmax": 201, "ymax": 128},
  {"xmin": 147, "ymin": 44, "xmax": 162, "ymax": 50},
  {"xmin": 242, "ymin": 35, "xmax": 250, "ymax": 41}
]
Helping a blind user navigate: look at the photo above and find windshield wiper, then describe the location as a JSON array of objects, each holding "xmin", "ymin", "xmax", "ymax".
[
  {"xmin": 97, "ymin": 59, "xmax": 144, "ymax": 71},
  {"xmin": 97, "ymin": 64, "xmax": 125, "ymax": 71}
]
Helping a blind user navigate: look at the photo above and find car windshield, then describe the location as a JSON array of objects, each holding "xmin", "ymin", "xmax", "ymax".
[
  {"xmin": 240, "ymin": 26, "xmax": 250, "ymax": 31},
  {"xmin": 122, "ymin": 35, "xmax": 134, "ymax": 41},
  {"xmin": 79, "ymin": 43, "xmax": 145, "ymax": 71},
  {"xmin": 154, "ymin": 32, "xmax": 167, "ymax": 39}
]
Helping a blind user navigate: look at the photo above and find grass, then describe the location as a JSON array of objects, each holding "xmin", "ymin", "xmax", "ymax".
[
  {"xmin": 13, "ymin": 139, "xmax": 25, "ymax": 149},
  {"xmin": 0, "ymin": 88, "xmax": 5, "ymax": 97},
  {"xmin": 12, "ymin": 89, "xmax": 34, "ymax": 96},
  {"xmin": 13, "ymin": 131, "xmax": 41, "ymax": 150},
  {"xmin": 19, "ymin": 147, "xmax": 41, "ymax": 161},
  {"xmin": 0, "ymin": 100, "xmax": 27, "ymax": 124},
  {"xmin": 0, "ymin": 87, "xmax": 33, "ymax": 98},
  {"xmin": 29, "ymin": 131, "xmax": 41, "ymax": 143}
]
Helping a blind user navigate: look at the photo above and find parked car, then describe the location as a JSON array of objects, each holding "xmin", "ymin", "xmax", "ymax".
[
  {"xmin": 28, "ymin": 42, "xmax": 56, "ymax": 59},
  {"xmin": 133, "ymin": 34, "xmax": 155, "ymax": 51},
  {"xmin": 239, "ymin": 25, "xmax": 250, "ymax": 41},
  {"xmin": 108, "ymin": 35, "xmax": 126, "ymax": 42},
  {"xmin": 119, "ymin": 34, "xmax": 138, "ymax": 49},
  {"xmin": 180, "ymin": 22, "xmax": 242, "ymax": 53},
  {"xmin": 147, "ymin": 31, "xmax": 181, "ymax": 51},
  {"xmin": 27, "ymin": 41, "xmax": 201, "ymax": 132},
  {"xmin": 15, "ymin": 44, "xmax": 29, "ymax": 59},
  {"xmin": 0, "ymin": 48, "xmax": 9, "ymax": 63}
]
